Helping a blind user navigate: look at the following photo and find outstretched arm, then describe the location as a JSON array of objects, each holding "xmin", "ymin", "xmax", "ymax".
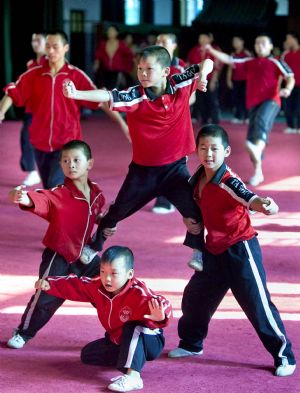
[
  {"xmin": 250, "ymin": 196, "xmax": 279, "ymax": 215},
  {"xmin": 8, "ymin": 185, "xmax": 33, "ymax": 207},
  {"xmin": 0, "ymin": 95, "xmax": 13, "ymax": 123},
  {"xmin": 205, "ymin": 44, "xmax": 233, "ymax": 65},
  {"xmin": 63, "ymin": 80, "xmax": 110, "ymax": 102}
]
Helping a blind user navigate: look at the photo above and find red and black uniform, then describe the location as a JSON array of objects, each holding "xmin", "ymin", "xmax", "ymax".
[
  {"xmin": 282, "ymin": 49, "xmax": 300, "ymax": 129},
  {"xmin": 46, "ymin": 274, "xmax": 172, "ymax": 372},
  {"xmin": 15, "ymin": 178, "xmax": 105, "ymax": 342},
  {"xmin": 177, "ymin": 163, "xmax": 296, "ymax": 368},
  {"xmin": 4, "ymin": 62, "xmax": 99, "ymax": 188},
  {"xmin": 187, "ymin": 43, "xmax": 223, "ymax": 124},
  {"xmin": 91, "ymin": 65, "xmax": 204, "ymax": 252},
  {"xmin": 232, "ymin": 55, "xmax": 293, "ymax": 143}
]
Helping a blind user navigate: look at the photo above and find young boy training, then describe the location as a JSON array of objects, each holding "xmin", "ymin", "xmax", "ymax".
[
  {"xmin": 7, "ymin": 140, "xmax": 106, "ymax": 349},
  {"xmin": 63, "ymin": 45, "xmax": 214, "ymax": 271},
  {"xmin": 206, "ymin": 35, "xmax": 295, "ymax": 186},
  {"xmin": 0, "ymin": 30, "xmax": 128, "ymax": 189},
  {"xmin": 168, "ymin": 124, "xmax": 296, "ymax": 377},
  {"xmin": 35, "ymin": 245, "xmax": 172, "ymax": 392}
]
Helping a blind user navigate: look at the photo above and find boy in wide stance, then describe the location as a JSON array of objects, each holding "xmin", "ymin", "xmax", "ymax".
[
  {"xmin": 63, "ymin": 45, "xmax": 214, "ymax": 271},
  {"xmin": 169, "ymin": 124, "xmax": 296, "ymax": 377},
  {"xmin": 36, "ymin": 245, "xmax": 172, "ymax": 392},
  {"xmin": 7, "ymin": 140, "xmax": 106, "ymax": 349}
]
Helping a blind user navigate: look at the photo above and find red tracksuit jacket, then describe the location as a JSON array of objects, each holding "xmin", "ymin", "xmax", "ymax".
[
  {"xmin": 46, "ymin": 274, "xmax": 172, "ymax": 344},
  {"xmin": 4, "ymin": 62, "xmax": 99, "ymax": 152},
  {"xmin": 21, "ymin": 178, "xmax": 105, "ymax": 262}
]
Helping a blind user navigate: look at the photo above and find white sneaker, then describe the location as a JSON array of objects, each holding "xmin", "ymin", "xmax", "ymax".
[
  {"xmin": 275, "ymin": 364, "xmax": 296, "ymax": 377},
  {"xmin": 152, "ymin": 205, "xmax": 175, "ymax": 214},
  {"xmin": 108, "ymin": 374, "xmax": 143, "ymax": 392},
  {"xmin": 187, "ymin": 249, "xmax": 203, "ymax": 271},
  {"xmin": 283, "ymin": 127, "xmax": 297, "ymax": 134},
  {"xmin": 168, "ymin": 347, "xmax": 203, "ymax": 358},
  {"xmin": 80, "ymin": 245, "xmax": 98, "ymax": 264},
  {"xmin": 248, "ymin": 172, "xmax": 264, "ymax": 187},
  {"xmin": 22, "ymin": 170, "xmax": 41, "ymax": 186},
  {"xmin": 7, "ymin": 333, "xmax": 26, "ymax": 349}
]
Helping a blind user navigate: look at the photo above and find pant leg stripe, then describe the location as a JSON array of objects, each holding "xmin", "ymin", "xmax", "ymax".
[
  {"xmin": 244, "ymin": 241, "xmax": 287, "ymax": 364},
  {"xmin": 23, "ymin": 252, "xmax": 57, "ymax": 330},
  {"xmin": 124, "ymin": 326, "xmax": 160, "ymax": 369}
]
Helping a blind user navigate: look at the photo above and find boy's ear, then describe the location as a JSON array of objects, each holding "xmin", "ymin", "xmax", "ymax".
[
  {"xmin": 225, "ymin": 146, "xmax": 231, "ymax": 157},
  {"xmin": 128, "ymin": 269, "xmax": 134, "ymax": 279},
  {"xmin": 88, "ymin": 158, "xmax": 94, "ymax": 170},
  {"xmin": 164, "ymin": 67, "xmax": 170, "ymax": 77}
]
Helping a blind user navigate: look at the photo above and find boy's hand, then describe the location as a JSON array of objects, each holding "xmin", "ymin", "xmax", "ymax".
[
  {"xmin": 280, "ymin": 87, "xmax": 292, "ymax": 98},
  {"xmin": 183, "ymin": 217, "xmax": 202, "ymax": 235},
  {"xmin": 8, "ymin": 185, "xmax": 33, "ymax": 206},
  {"xmin": 261, "ymin": 197, "xmax": 279, "ymax": 215},
  {"xmin": 63, "ymin": 79, "xmax": 78, "ymax": 99},
  {"xmin": 144, "ymin": 299, "xmax": 166, "ymax": 322},
  {"xmin": 102, "ymin": 226, "xmax": 117, "ymax": 237},
  {"xmin": 198, "ymin": 80, "xmax": 208, "ymax": 92},
  {"xmin": 35, "ymin": 279, "xmax": 50, "ymax": 291}
]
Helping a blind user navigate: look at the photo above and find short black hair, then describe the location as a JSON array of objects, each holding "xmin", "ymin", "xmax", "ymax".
[
  {"xmin": 61, "ymin": 140, "xmax": 92, "ymax": 160},
  {"xmin": 140, "ymin": 45, "xmax": 171, "ymax": 68},
  {"xmin": 196, "ymin": 124, "xmax": 230, "ymax": 148},
  {"xmin": 101, "ymin": 246, "xmax": 134, "ymax": 270},
  {"xmin": 47, "ymin": 30, "xmax": 69, "ymax": 45}
]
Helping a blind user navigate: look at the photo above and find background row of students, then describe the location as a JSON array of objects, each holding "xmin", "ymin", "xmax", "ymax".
[{"xmin": 1, "ymin": 28, "xmax": 299, "ymax": 194}]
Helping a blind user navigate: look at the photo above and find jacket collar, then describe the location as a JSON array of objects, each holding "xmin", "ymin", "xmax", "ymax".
[
  {"xmin": 143, "ymin": 78, "xmax": 175, "ymax": 100},
  {"xmin": 64, "ymin": 177, "xmax": 102, "ymax": 202},
  {"xmin": 189, "ymin": 162, "xmax": 227, "ymax": 186}
]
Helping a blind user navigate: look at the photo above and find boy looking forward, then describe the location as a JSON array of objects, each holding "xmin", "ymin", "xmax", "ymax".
[
  {"xmin": 0, "ymin": 30, "xmax": 128, "ymax": 189},
  {"xmin": 7, "ymin": 140, "xmax": 106, "ymax": 349},
  {"xmin": 36, "ymin": 245, "xmax": 172, "ymax": 392},
  {"xmin": 169, "ymin": 124, "xmax": 296, "ymax": 377}
]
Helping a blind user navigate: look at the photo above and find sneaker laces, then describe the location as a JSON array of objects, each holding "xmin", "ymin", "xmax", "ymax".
[
  {"xmin": 11, "ymin": 334, "xmax": 25, "ymax": 344},
  {"xmin": 110, "ymin": 375, "xmax": 131, "ymax": 388},
  {"xmin": 110, "ymin": 374, "xmax": 141, "ymax": 389}
]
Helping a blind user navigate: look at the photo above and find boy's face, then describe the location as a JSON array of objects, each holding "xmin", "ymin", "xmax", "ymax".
[
  {"xmin": 232, "ymin": 37, "xmax": 244, "ymax": 51},
  {"xmin": 137, "ymin": 55, "xmax": 170, "ymax": 88},
  {"xmin": 60, "ymin": 148, "xmax": 93, "ymax": 181},
  {"xmin": 199, "ymin": 34, "xmax": 212, "ymax": 46},
  {"xmin": 254, "ymin": 36, "xmax": 273, "ymax": 57},
  {"xmin": 100, "ymin": 257, "xmax": 133, "ymax": 296},
  {"xmin": 31, "ymin": 34, "xmax": 46, "ymax": 55},
  {"xmin": 46, "ymin": 34, "xmax": 69, "ymax": 64},
  {"xmin": 156, "ymin": 35, "xmax": 176, "ymax": 57},
  {"xmin": 285, "ymin": 34, "xmax": 298, "ymax": 50},
  {"xmin": 197, "ymin": 135, "xmax": 230, "ymax": 172}
]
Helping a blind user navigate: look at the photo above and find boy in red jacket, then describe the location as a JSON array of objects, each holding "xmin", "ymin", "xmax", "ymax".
[
  {"xmin": 7, "ymin": 140, "xmax": 106, "ymax": 350},
  {"xmin": 35, "ymin": 245, "xmax": 172, "ymax": 392},
  {"xmin": 0, "ymin": 30, "xmax": 128, "ymax": 189},
  {"xmin": 169, "ymin": 124, "xmax": 296, "ymax": 377}
]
